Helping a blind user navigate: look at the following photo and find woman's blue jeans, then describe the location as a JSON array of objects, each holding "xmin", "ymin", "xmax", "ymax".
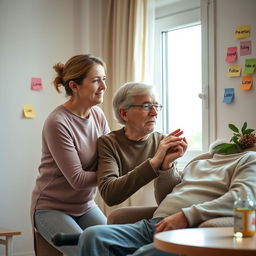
[
  {"xmin": 78, "ymin": 218, "xmax": 178, "ymax": 256},
  {"xmin": 35, "ymin": 206, "xmax": 106, "ymax": 256}
]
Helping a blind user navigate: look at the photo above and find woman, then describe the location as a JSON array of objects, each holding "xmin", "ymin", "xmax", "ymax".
[
  {"xmin": 30, "ymin": 54, "xmax": 109, "ymax": 256},
  {"xmin": 97, "ymin": 82, "xmax": 187, "ymax": 207}
]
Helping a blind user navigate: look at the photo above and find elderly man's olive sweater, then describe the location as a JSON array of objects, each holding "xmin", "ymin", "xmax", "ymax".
[{"xmin": 97, "ymin": 128, "xmax": 181, "ymax": 206}]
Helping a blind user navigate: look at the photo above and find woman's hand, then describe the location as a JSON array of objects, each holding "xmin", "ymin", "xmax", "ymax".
[{"xmin": 150, "ymin": 129, "xmax": 184, "ymax": 169}]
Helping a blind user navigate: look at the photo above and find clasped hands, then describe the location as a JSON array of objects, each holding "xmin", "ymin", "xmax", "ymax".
[{"xmin": 150, "ymin": 128, "xmax": 187, "ymax": 171}]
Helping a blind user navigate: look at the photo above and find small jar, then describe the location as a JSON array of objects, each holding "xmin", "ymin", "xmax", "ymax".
[{"xmin": 234, "ymin": 190, "xmax": 256, "ymax": 237}]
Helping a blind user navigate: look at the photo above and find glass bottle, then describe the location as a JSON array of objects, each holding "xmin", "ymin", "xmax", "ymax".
[{"xmin": 233, "ymin": 190, "xmax": 256, "ymax": 237}]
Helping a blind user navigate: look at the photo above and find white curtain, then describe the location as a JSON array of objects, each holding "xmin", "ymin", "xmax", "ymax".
[{"xmin": 96, "ymin": 0, "xmax": 156, "ymax": 216}]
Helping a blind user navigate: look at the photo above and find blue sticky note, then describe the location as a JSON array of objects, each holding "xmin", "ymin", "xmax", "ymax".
[{"xmin": 223, "ymin": 88, "xmax": 234, "ymax": 103}]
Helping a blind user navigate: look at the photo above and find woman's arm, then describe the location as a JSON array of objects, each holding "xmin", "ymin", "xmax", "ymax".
[{"xmin": 43, "ymin": 118, "xmax": 97, "ymax": 190}]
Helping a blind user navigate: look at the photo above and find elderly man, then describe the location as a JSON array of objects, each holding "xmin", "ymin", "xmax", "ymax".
[
  {"xmin": 78, "ymin": 82, "xmax": 256, "ymax": 256},
  {"xmin": 97, "ymin": 82, "xmax": 187, "ymax": 207}
]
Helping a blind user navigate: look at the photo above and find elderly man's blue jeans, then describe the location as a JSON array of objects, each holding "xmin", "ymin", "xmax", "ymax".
[{"xmin": 78, "ymin": 218, "xmax": 178, "ymax": 256}]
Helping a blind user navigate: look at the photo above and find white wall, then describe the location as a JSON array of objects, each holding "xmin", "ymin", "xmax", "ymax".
[
  {"xmin": 0, "ymin": 0, "xmax": 90, "ymax": 255},
  {"xmin": 0, "ymin": 0, "xmax": 104, "ymax": 254},
  {"xmin": 76, "ymin": 0, "xmax": 104, "ymax": 56},
  {"xmin": 215, "ymin": 0, "xmax": 256, "ymax": 139}
]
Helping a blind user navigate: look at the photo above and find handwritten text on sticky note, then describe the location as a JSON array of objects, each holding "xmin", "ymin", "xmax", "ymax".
[
  {"xmin": 226, "ymin": 47, "xmax": 237, "ymax": 63},
  {"xmin": 235, "ymin": 25, "xmax": 251, "ymax": 39},
  {"xmin": 240, "ymin": 75, "xmax": 253, "ymax": 91},
  {"xmin": 228, "ymin": 65, "xmax": 241, "ymax": 77},
  {"xmin": 31, "ymin": 77, "xmax": 43, "ymax": 91},
  {"xmin": 244, "ymin": 59, "xmax": 256, "ymax": 75},
  {"xmin": 240, "ymin": 41, "xmax": 251, "ymax": 56},
  {"xmin": 223, "ymin": 88, "xmax": 234, "ymax": 104},
  {"xmin": 23, "ymin": 105, "xmax": 36, "ymax": 118}
]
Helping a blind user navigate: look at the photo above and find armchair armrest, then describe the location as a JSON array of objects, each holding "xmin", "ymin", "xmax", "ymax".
[
  {"xmin": 107, "ymin": 206, "xmax": 157, "ymax": 224},
  {"xmin": 107, "ymin": 206, "xmax": 234, "ymax": 228},
  {"xmin": 198, "ymin": 217, "xmax": 234, "ymax": 227}
]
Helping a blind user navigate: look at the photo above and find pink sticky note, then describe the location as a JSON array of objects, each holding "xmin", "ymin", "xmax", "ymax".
[
  {"xmin": 31, "ymin": 77, "xmax": 42, "ymax": 91},
  {"xmin": 240, "ymin": 41, "xmax": 252, "ymax": 56},
  {"xmin": 225, "ymin": 47, "xmax": 237, "ymax": 63}
]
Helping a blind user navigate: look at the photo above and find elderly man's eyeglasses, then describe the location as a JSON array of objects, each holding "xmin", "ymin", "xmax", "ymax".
[{"xmin": 128, "ymin": 103, "xmax": 163, "ymax": 112}]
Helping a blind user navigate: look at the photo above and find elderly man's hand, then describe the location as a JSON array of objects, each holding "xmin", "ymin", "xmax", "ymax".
[
  {"xmin": 160, "ymin": 137, "xmax": 188, "ymax": 170},
  {"xmin": 155, "ymin": 211, "xmax": 189, "ymax": 233},
  {"xmin": 150, "ymin": 129, "xmax": 184, "ymax": 170}
]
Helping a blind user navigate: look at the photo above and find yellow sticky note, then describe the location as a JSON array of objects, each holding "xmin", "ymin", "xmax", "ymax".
[
  {"xmin": 240, "ymin": 75, "xmax": 253, "ymax": 90},
  {"xmin": 235, "ymin": 25, "xmax": 251, "ymax": 39},
  {"xmin": 23, "ymin": 104, "xmax": 36, "ymax": 118},
  {"xmin": 228, "ymin": 65, "xmax": 242, "ymax": 77}
]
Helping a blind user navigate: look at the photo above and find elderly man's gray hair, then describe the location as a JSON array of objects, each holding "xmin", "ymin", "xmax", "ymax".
[{"xmin": 112, "ymin": 82, "xmax": 156, "ymax": 125}]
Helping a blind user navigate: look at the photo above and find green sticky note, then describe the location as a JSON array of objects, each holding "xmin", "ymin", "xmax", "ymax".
[{"xmin": 244, "ymin": 58, "xmax": 256, "ymax": 75}]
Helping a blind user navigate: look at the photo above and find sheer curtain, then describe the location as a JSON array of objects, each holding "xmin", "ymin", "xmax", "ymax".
[
  {"xmin": 96, "ymin": 0, "xmax": 155, "ymax": 216},
  {"xmin": 101, "ymin": 0, "xmax": 154, "ymax": 130}
]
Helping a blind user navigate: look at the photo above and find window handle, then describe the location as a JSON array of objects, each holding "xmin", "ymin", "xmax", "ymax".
[
  {"xmin": 198, "ymin": 85, "xmax": 209, "ymax": 109},
  {"xmin": 198, "ymin": 93, "xmax": 206, "ymax": 99}
]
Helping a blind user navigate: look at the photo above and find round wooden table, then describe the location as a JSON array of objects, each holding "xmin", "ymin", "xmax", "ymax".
[{"xmin": 154, "ymin": 227, "xmax": 256, "ymax": 256}]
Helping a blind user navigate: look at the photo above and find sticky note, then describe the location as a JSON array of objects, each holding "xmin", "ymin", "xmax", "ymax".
[
  {"xmin": 23, "ymin": 105, "xmax": 36, "ymax": 118},
  {"xmin": 225, "ymin": 47, "xmax": 237, "ymax": 63},
  {"xmin": 31, "ymin": 77, "xmax": 43, "ymax": 91},
  {"xmin": 240, "ymin": 75, "xmax": 253, "ymax": 90},
  {"xmin": 244, "ymin": 59, "xmax": 256, "ymax": 75},
  {"xmin": 235, "ymin": 25, "xmax": 251, "ymax": 39},
  {"xmin": 223, "ymin": 88, "xmax": 234, "ymax": 104},
  {"xmin": 228, "ymin": 65, "xmax": 241, "ymax": 77},
  {"xmin": 240, "ymin": 41, "xmax": 251, "ymax": 56}
]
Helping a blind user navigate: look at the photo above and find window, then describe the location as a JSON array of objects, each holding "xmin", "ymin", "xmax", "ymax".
[
  {"xmin": 154, "ymin": 0, "xmax": 208, "ymax": 167},
  {"xmin": 162, "ymin": 25, "xmax": 202, "ymax": 149}
]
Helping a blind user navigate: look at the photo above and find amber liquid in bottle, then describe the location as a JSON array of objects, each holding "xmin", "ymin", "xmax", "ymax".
[{"xmin": 234, "ymin": 192, "xmax": 256, "ymax": 237}]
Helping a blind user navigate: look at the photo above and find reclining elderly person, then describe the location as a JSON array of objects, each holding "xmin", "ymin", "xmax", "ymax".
[{"xmin": 97, "ymin": 82, "xmax": 187, "ymax": 206}]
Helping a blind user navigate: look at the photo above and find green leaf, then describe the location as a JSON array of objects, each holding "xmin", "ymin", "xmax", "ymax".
[
  {"xmin": 243, "ymin": 129, "xmax": 255, "ymax": 134},
  {"xmin": 229, "ymin": 124, "xmax": 239, "ymax": 133},
  {"xmin": 214, "ymin": 143, "xmax": 240, "ymax": 155},
  {"xmin": 241, "ymin": 122, "xmax": 247, "ymax": 135},
  {"xmin": 230, "ymin": 135, "xmax": 238, "ymax": 143},
  {"xmin": 232, "ymin": 136, "xmax": 239, "ymax": 144}
]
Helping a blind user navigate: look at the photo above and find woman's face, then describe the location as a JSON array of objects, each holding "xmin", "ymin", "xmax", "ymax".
[{"xmin": 75, "ymin": 64, "xmax": 107, "ymax": 107}]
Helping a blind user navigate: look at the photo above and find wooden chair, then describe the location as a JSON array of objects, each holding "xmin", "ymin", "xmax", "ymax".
[{"xmin": 34, "ymin": 228, "xmax": 63, "ymax": 256}]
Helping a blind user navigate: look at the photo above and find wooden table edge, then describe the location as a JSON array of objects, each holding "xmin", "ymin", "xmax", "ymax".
[
  {"xmin": 0, "ymin": 228, "xmax": 21, "ymax": 236},
  {"xmin": 154, "ymin": 234, "xmax": 256, "ymax": 256}
]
